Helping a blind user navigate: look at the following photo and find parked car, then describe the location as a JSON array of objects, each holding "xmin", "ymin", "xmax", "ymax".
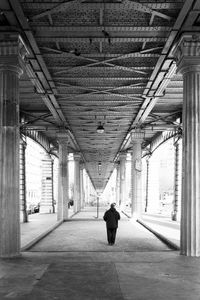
[
  {"xmin": 68, "ymin": 199, "xmax": 74, "ymax": 208},
  {"xmin": 33, "ymin": 203, "xmax": 40, "ymax": 213},
  {"xmin": 27, "ymin": 204, "xmax": 35, "ymax": 215},
  {"xmin": 27, "ymin": 203, "xmax": 40, "ymax": 214}
]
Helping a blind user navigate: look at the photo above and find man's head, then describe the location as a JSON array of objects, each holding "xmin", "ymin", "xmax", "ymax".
[{"xmin": 110, "ymin": 203, "xmax": 116, "ymax": 209}]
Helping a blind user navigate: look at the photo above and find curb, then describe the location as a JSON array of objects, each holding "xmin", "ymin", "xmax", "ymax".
[
  {"xmin": 137, "ymin": 219, "xmax": 180, "ymax": 251},
  {"xmin": 121, "ymin": 210, "xmax": 131, "ymax": 218},
  {"xmin": 21, "ymin": 219, "xmax": 63, "ymax": 251}
]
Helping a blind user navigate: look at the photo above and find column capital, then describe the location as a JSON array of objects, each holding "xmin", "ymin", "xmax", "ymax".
[
  {"xmin": 131, "ymin": 129, "xmax": 145, "ymax": 142},
  {"xmin": 20, "ymin": 137, "xmax": 27, "ymax": 149},
  {"xmin": 114, "ymin": 161, "xmax": 120, "ymax": 168},
  {"xmin": 144, "ymin": 148, "xmax": 152, "ymax": 161},
  {"xmin": 57, "ymin": 131, "xmax": 70, "ymax": 146},
  {"xmin": 118, "ymin": 152, "xmax": 127, "ymax": 161},
  {"xmin": 42, "ymin": 151, "xmax": 52, "ymax": 160},
  {"xmin": 73, "ymin": 152, "xmax": 82, "ymax": 161},
  {"xmin": 0, "ymin": 33, "xmax": 29, "ymax": 75},
  {"xmin": 173, "ymin": 33, "xmax": 200, "ymax": 74},
  {"xmin": 80, "ymin": 162, "xmax": 85, "ymax": 170}
]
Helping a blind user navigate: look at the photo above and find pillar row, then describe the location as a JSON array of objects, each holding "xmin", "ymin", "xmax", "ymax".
[
  {"xmin": 73, "ymin": 153, "xmax": 81, "ymax": 213},
  {"xmin": 145, "ymin": 155, "xmax": 151, "ymax": 213},
  {"xmin": 131, "ymin": 130, "xmax": 145, "ymax": 218},
  {"xmin": 173, "ymin": 33, "xmax": 200, "ymax": 256},
  {"xmin": 57, "ymin": 133, "xmax": 69, "ymax": 221},
  {"xmin": 85, "ymin": 172, "xmax": 90, "ymax": 205},
  {"xmin": 0, "ymin": 33, "xmax": 28, "ymax": 257},
  {"xmin": 119, "ymin": 153, "xmax": 126, "ymax": 207},
  {"xmin": 115, "ymin": 162, "xmax": 120, "ymax": 207},
  {"xmin": 40, "ymin": 153, "xmax": 54, "ymax": 214},
  {"xmin": 80, "ymin": 163, "xmax": 85, "ymax": 209},
  {"xmin": 172, "ymin": 138, "xmax": 181, "ymax": 221},
  {"xmin": 19, "ymin": 137, "xmax": 28, "ymax": 223}
]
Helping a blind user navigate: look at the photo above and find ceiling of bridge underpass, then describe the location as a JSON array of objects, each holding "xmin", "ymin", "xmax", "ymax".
[{"xmin": 1, "ymin": 0, "xmax": 195, "ymax": 191}]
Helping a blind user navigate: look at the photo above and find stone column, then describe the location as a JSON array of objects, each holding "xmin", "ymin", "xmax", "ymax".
[
  {"xmin": 173, "ymin": 33, "xmax": 200, "ymax": 256},
  {"xmin": 115, "ymin": 162, "xmax": 120, "ymax": 206},
  {"xmin": 80, "ymin": 163, "xmax": 85, "ymax": 209},
  {"xmin": 73, "ymin": 153, "xmax": 81, "ymax": 213},
  {"xmin": 86, "ymin": 174, "xmax": 91, "ymax": 205},
  {"xmin": 148, "ymin": 153, "xmax": 160, "ymax": 213},
  {"xmin": 145, "ymin": 155, "xmax": 151, "ymax": 213},
  {"xmin": 172, "ymin": 138, "xmax": 181, "ymax": 221},
  {"xmin": 0, "ymin": 33, "xmax": 28, "ymax": 257},
  {"xmin": 131, "ymin": 130, "xmax": 144, "ymax": 219},
  {"xmin": 40, "ymin": 152, "xmax": 54, "ymax": 214},
  {"xmin": 57, "ymin": 133, "xmax": 69, "ymax": 221},
  {"xmin": 19, "ymin": 137, "xmax": 28, "ymax": 223},
  {"xmin": 119, "ymin": 153, "xmax": 127, "ymax": 207},
  {"xmin": 85, "ymin": 172, "xmax": 89, "ymax": 205}
]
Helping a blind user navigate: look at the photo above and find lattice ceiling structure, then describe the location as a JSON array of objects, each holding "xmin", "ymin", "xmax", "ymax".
[{"xmin": 1, "ymin": 0, "xmax": 198, "ymax": 192}]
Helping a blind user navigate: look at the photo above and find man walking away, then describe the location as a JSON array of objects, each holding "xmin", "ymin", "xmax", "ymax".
[{"xmin": 103, "ymin": 203, "xmax": 120, "ymax": 245}]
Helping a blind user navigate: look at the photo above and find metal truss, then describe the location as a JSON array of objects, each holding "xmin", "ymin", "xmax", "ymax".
[{"xmin": 143, "ymin": 128, "xmax": 182, "ymax": 158}]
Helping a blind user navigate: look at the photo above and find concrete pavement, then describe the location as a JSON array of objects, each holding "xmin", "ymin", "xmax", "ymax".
[
  {"xmin": 0, "ymin": 207, "xmax": 199, "ymax": 299},
  {"xmin": 20, "ymin": 208, "xmax": 75, "ymax": 250},
  {"xmin": 122, "ymin": 209, "xmax": 180, "ymax": 250},
  {"xmin": 139, "ymin": 213, "xmax": 180, "ymax": 250}
]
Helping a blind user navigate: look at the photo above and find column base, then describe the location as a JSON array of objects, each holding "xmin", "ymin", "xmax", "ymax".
[
  {"xmin": 131, "ymin": 211, "xmax": 141, "ymax": 220},
  {"xmin": 40, "ymin": 205, "xmax": 54, "ymax": 214},
  {"xmin": 0, "ymin": 252, "xmax": 22, "ymax": 259}
]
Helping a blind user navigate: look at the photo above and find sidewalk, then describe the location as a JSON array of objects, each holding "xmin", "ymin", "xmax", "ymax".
[
  {"xmin": 21, "ymin": 207, "xmax": 180, "ymax": 252},
  {"xmin": 2, "ymin": 209, "xmax": 200, "ymax": 300},
  {"xmin": 122, "ymin": 208, "xmax": 180, "ymax": 250},
  {"xmin": 140, "ymin": 213, "xmax": 180, "ymax": 249},
  {"xmin": 20, "ymin": 205, "xmax": 125, "ymax": 251},
  {"xmin": 20, "ymin": 208, "xmax": 75, "ymax": 251}
]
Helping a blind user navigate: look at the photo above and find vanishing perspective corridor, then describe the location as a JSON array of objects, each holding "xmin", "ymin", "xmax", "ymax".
[{"xmin": 1, "ymin": 208, "xmax": 200, "ymax": 300}]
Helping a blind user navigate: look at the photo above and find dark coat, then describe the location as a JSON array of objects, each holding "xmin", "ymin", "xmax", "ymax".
[{"xmin": 103, "ymin": 208, "xmax": 120, "ymax": 229}]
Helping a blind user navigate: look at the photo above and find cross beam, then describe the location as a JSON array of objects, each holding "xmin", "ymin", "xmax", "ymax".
[{"xmin": 31, "ymin": 0, "xmax": 172, "ymax": 22}]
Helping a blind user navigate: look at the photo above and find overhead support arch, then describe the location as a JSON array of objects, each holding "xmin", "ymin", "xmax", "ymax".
[
  {"xmin": 143, "ymin": 129, "xmax": 182, "ymax": 157},
  {"xmin": 21, "ymin": 129, "xmax": 52, "ymax": 154},
  {"xmin": 21, "ymin": 127, "xmax": 83, "ymax": 159}
]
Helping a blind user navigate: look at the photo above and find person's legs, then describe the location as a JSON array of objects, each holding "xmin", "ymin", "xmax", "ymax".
[
  {"xmin": 110, "ymin": 228, "xmax": 117, "ymax": 244},
  {"xmin": 107, "ymin": 228, "xmax": 112, "ymax": 244}
]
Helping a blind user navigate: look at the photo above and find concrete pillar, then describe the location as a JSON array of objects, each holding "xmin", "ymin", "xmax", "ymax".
[
  {"xmin": 84, "ymin": 173, "xmax": 88, "ymax": 205},
  {"xmin": 145, "ymin": 155, "xmax": 151, "ymax": 213},
  {"xmin": 172, "ymin": 138, "xmax": 181, "ymax": 221},
  {"xmin": 173, "ymin": 33, "xmax": 200, "ymax": 256},
  {"xmin": 19, "ymin": 137, "xmax": 28, "ymax": 223},
  {"xmin": 115, "ymin": 162, "xmax": 120, "ymax": 206},
  {"xmin": 80, "ymin": 163, "xmax": 85, "ymax": 209},
  {"xmin": 57, "ymin": 133, "xmax": 69, "ymax": 221},
  {"xmin": 85, "ymin": 172, "xmax": 90, "ymax": 205},
  {"xmin": 0, "ymin": 33, "xmax": 28, "ymax": 257},
  {"xmin": 119, "ymin": 153, "xmax": 127, "ymax": 207},
  {"xmin": 40, "ymin": 153, "xmax": 54, "ymax": 214},
  {"xmin": 87, "ymin": 174, "xmax": 91, "ymax": 204},
  {"xmin": 73, "ymin": 153, "xmax": 81, "ymax": 213},
  {"xmin": 131, "ymin": 130, "xmax": 144, "ymax": 218},
  {"xmin": 148, "ymin": 153, "xmax": 160, "ymax": 213}
]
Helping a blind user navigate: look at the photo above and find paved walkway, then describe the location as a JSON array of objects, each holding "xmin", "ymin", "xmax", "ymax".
[
  {"xmin": 20, "ymin": 208, "xmax": 74, "ymax": 250},
  {"xmin": 122, "ymin": 208, "xmax": 180, "ymax": 249},
  {"xmin": 0, "ymin": 207, "xmax": 199, "ymax": 300},
  {"xmin": 140, "ymin": 213, "xmax": 180, "ymax": 249}
]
